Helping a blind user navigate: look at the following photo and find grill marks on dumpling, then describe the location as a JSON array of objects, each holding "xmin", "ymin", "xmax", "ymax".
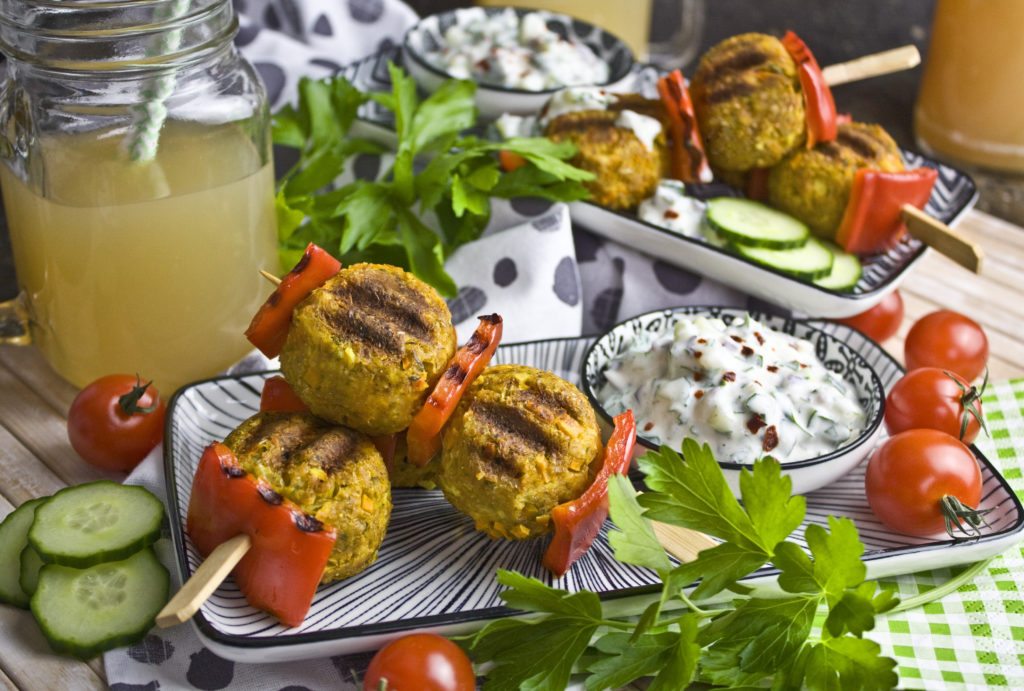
[
  {"xmin": 231, "ymin": 412, "xmax": 363, "ymax": 477},
  {"xmin": 818, "ymin": 125, "xmax": 895, "ymax": 163},
  {"xmin": 322, "ymin": 268, "xmax": 437, "ymax": 357},
  {"xmin": 466, "ymin": 386, "xmax": 590, "ymax": 480}
]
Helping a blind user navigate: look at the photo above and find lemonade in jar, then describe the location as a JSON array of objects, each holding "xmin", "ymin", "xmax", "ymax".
[{"xmin": 0, "ymin": 0, "xmax": 279, "ymax": 394}]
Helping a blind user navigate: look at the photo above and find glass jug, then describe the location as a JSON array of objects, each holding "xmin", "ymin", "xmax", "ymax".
[{"xmin": 0, "ymin": 0, "xmax": 280, "ymax": 395}]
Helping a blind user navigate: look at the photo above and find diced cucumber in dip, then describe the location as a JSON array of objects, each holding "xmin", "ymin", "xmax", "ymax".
[
  {"xmin": 428, "ymin": 8, "xmax": 610, "ymax": 91},
  {"xmin": 597, "ymin": 314, "xmax": 866, "ymax": 463},
  {"xmin": 637, "ymin": 179, "xmax": 707, "ymax": 239}
]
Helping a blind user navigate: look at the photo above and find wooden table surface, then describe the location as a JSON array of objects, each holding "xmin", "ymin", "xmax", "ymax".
[{"xmin": 1, "ymin": 208, "xmax": 1022, "ymax": 689}]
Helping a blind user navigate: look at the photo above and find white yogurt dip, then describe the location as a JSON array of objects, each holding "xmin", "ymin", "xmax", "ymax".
[
  {"xmin": 429, "ymin": 8, "xmax": 610, "ymax": 91},
  {"xmin": 538, "ymin": 86, "xmax": 664, "ymax": 152},
  {"xmin": 637, "ymin": 180, "xmax": 707, "ymax": 238},
  {"xmin": 597, "ymin": 314, "xmax": 866, "ymax": 463}
]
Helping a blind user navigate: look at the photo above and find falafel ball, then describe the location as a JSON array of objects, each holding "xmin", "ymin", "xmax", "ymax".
[
  {"xmin": 544, "ymin": 94, "xmax": 670, "ymax": 210},
  {"xmin": 223, "ymin": 411, "xmax": 391, "ymax": 582},
  {"xmin": 690, "ymin": 32, "xmax": 805, "ymax": 173},
  {"xmin": 768, "ymin": 121, "xmax": 905, "ymax": 238},
  {"xmin": 438, "ymin": 364, "xmax": 603, "ymax": 540},
  {"xmin": 280, "ymin": 263, "xmax": 457, "ymax": 436}
]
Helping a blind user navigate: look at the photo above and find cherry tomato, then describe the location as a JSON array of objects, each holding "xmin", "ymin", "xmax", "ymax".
[
  {"xmin": 67, "ymin": 374, "xmax": 166, "ymax": 472},
  {"xmin": 904, "ymin": 309, "xmax": 988, "ymax": 381},
  {"xmin": 885, "ymin": 367, "xmax": 985, "ymax": 444},
  {"xmin": 363, "ymin": 633, "xmax": 475, "ymax": 691},
  {"xmin": 864, "ymin": 429, "xmax": 982, "ymax": 537},
  {"xmin": 834, "ymin": 290, "xmax": 904, "ymax": 342}
]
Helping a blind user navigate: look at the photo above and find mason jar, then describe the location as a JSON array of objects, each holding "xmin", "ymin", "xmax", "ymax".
[{"xmin": 0, "ymin": 0, "xmax": 279, "ymax": 395}]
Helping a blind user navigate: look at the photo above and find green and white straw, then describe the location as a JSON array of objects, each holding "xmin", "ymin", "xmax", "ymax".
[{"xmin": 125, "ymin": 0, "xmax": 191, "ymax": 162}]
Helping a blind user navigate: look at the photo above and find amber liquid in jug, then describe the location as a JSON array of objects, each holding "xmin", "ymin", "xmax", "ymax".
[{"xmin": 914, "ymin": 0, "xmax": 1024, "ymax": 173}]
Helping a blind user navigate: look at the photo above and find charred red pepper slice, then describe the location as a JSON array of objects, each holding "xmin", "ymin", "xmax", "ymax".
[
  {"xmin": 244, "ymin": 243, "xmax": 342, "ymax": 359},
  {"xmin": 835, "ymin": 167, "xmax": 939, "ymax": 254},
  {"xmin": 186, "ymin": 442, "xmax": 337, "ymax": 627},
  {"xmin": 405, "ymin": 314, "xmax": 503, "ymax": 466},
  {"xmin": 746, "ymin": 167, "xmax": 771, "ymax": 202},
  {"xmin": 657, "ymin": 70, "xmax": 712, "ymax": 183},
  {"xmin": 542, "ymin": 410, "xmax": 637, "ymax": 578},
  {"xmin": 781, "ymin": 31, "xmax": 837, "ymax": 149},
  {"xmin": 259, "ymin": 375, "xmax": 310, "ymax": 413}
]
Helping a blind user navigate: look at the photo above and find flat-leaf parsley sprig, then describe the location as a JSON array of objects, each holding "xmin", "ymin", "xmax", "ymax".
[
  {"xmin": 271, "ymin": 63, "xmax": 594, "ymax": 297},
  {"xmin": 464, "ymin": 439, "xmax": 902, "ymax": 690}
]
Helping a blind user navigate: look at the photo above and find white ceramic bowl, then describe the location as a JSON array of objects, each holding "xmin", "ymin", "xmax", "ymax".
[
  {"xmin": 402, "ymin": 6, "xmax": 636, "ymax": 120},
  {"xmin": 581, "ymin": 306, "xmax": 888, "ymax": 496}
]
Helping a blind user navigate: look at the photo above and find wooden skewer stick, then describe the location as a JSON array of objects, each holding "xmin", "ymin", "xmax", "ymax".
[
  {"xmin": 652, "ymin": 521, "xmax": 718, "ymax": 563},
  {"xmin": 260, "ymin": 269, "xmax": 282, "ymax": 286},
  {"xmin": 822, "ymin": 45, "xmax": 921, "ymax": 86},
  {"xmin": 155, "ymin": 534, "xmax": 252, "ymax": 628},
  {"xmin": 902, "ymin": 204, "xmax": 984, "ymax": 274}
]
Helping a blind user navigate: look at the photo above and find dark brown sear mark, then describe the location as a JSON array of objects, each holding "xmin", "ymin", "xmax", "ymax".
[
  {"xmin": 707, "ymin": 79, "xmax": 759, "ymax": 105},
  {"xmin": 703, "ymin": 48, "xmax": 771, "ymax": 82},
  {"xmin": 257, "ymin": 483, "xmax": 284, "ymax": 505},
  {"xmin": 294, "ymin": 511, "xmax": 327, "ymax": 533}
]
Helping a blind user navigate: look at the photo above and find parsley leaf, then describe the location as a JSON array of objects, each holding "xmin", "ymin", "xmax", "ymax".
[
  {"xmin": 466, "ymin": 442, "xmax": 904, "ymax": 690},
  {"xmin": 271, "ymin": 65, "xmax": 593, "ymax": 296}
]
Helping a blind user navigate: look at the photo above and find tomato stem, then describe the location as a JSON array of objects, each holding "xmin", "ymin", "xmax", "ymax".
[
  {"xmin": 946, "ymin": 368, "xmax": 989, "ymax": 441},
  {"xmin": 940, "ymin": 494, "xmax": 993, "ymax": 538},
  {"xmin": 117, "ymin": 375, "xmax": 159, "ymax": 415}
]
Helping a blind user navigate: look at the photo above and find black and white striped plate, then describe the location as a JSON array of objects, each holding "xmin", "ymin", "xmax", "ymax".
[
  {"xmin": 339, "ymin": 50, "xmax": 978, "ymax": 319},
  {"xmin": 164, "ymin": 332, "xmax": 1023, "ymax": 663}
]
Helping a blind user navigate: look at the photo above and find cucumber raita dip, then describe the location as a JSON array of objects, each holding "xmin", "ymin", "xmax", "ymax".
[
  {"xmin": 429, "ymin": 8, "xmax": 610, "ymax": 91},
  {"xmin": 598, "ymin": 315, "xmax": 866, "ymax": 463},
  {"xmin": 637, "ymin": 179, "xmax": 707, "ymax": 239}
]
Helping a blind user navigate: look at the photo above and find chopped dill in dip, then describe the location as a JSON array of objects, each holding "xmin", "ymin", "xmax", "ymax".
[
  {"xmin": 597, "ymin": 314, "xmax": 866, "ymax": 463},
  {"xmin": 428, "ymin": 8, "xmax": 610, "ymax": 91}
]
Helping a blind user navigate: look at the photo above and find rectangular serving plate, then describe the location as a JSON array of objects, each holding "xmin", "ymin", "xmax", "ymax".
[
  {"xmin": 163, "ymin": 333, "xmax": 1023, "ymax": 663},
  {"xmin": 337, "ymin": 50, "xmax": 979, "ymax": 319}
]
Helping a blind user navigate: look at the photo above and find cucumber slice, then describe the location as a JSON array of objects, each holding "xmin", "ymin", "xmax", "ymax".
[
  {"xmin": 733, "ymin": 236, "xmax": 835, "ymax": 280},
  {"xmin": 706, "ymin": 197, "xmax": 810, "ymax": 249},
  {"xmin": 28, "ymin": 481, "xmax": 164, "ymax": 569},
  {"xmin": 814, "ymin": 241, "xmax": 863, "ymax": 292},
  {"xmin": 30, "ymin": 547, "xmax": 169, "ymax": 659},
  {"xmin": 20, "ymin": 544, "xmax": 45, "ymax": 598},
  {"xmin": 0, "ymin": 497, "xmax": 48, "ymax": 608}
]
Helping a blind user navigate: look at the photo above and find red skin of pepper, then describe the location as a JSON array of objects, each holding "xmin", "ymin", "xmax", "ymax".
[
  {"xmin": 542, "ymin": 410, "xmax": 637, "ymax": 578},
  {"xmin": 244, "ymin": 243, "xmax": 342, "ymax": 359},
  {"xmin": 781, "ymin": 31, "xmax": 838, "ymax": 148},
  {"xmin": 259, "ymin": 375, "xmax": 310, "ymax": 413},
  {"xmin": 405, "ymin": 314, "xmax": 503, "ymax": 467},
  {"xmin": 657, "ymin": 71, "xmax": 712, "ymax": 183},
  {"xmin": 186, "ymin": 442, "xmax": 337, "ymax": 627},
  {"xmin": 835, "ymin": 167, "xmax": 939, "ymax": 254}
]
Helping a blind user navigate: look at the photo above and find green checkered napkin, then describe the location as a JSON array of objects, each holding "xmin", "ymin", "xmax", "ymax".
[{"xmin": 872, "ymin": 378, "xmax": 1024, "ymax": 690}]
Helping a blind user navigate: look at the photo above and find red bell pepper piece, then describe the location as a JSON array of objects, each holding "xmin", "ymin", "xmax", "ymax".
[
  {"xmin": 405, "ymin": 314, "xmax": 503, "ymax": 466},
  {"xmin": 835, "ymin": 167, "xmax": 939, "ymax": 254},
  {"xmin": 542, "ymin": 410, "xmax": 637, "ymax": 578},
  {"xmin": 244, "ymin": 243, "xmax": 342, "ymax": 359},
  {"xmin": 657, "ymin": 70, "xmax": 713, "ymax": 183},
  {"xmin": 186, "ymin": 442, "xmax": 337, "ymax": 627},
  {"xmin": 746, "ymin": 167, "xmax": 771, "ymax": 202},
  {"xmin": 499, "ymin": 150, "xmax": 528, "ymax": 172},
  {"xmin": 781, "ymin": 31, "xmax": 837, "ymax": 149},
  {"xmin": 259, "ymin": 375, "xmax": 310, "ymax": 413}
]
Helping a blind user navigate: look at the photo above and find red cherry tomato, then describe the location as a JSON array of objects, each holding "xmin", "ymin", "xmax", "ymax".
[
  {"xmin": 834, "ymin": 290, "xmax": 904, "ymax": 342},
  {"xmin": 864, "ymin": 429, "xmax": 982, "ymax": 537},
  {"xmin": 363, "ymin": 633, "xmax": 475, "ymax": 691},
  {"xmin": 904, "ymin": 309, "xmax": 988, "ymax": 381},
  {"xmin": 67, "ymin": 374, "xmax": 166, "ymax": 472},
  {"xmin": 885, "ymin": 367, "xmax": 985, "ymax": 444}
]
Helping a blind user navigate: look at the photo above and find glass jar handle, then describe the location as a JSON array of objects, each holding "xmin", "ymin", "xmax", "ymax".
[{"xmin": 0, "ymin": 292, "xmax": 29, "ymax": 345}]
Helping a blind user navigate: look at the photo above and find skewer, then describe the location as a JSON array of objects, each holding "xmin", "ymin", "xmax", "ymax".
[
  {"xmin": 260, "ymin": 269, "xmax": 282, "ymax": 286},
  {"xmin": 154, "ymin": 534, "xmax": 251, "ymax": 628},
  {"xmin": 902, "ymin": 204, "xmax": 984, "ymax": 273},
  {"xmin": 652, "ymin": 521, "xmax": 717, "ymax": 563},
  {"xmin": 822, "ymin": 45, "xmax": 921, "ymax": 86}
]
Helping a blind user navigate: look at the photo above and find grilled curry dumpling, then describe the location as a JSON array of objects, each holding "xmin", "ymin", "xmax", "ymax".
[
  {"xmin": 438, "ymin": 364, "xmax": 603, "ymax": 540},
  {"xmin": 280, "ymin": 263, "xmax": 457, "ymax": 436},
  {"xmin": 223, "ymin": 411, "xmax": 391, "ymax": 582}
]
